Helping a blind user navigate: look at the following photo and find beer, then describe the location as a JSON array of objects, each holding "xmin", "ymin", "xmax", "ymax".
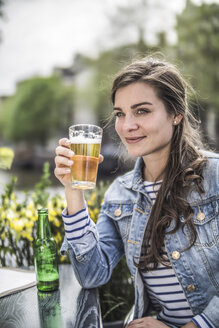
[
  {"xmin": 70, "ymin": 139, "xmax": 101, "ymax": 189},
  {"xmin": 34, "ymin": 209, "xmax": 59, "ymax": 292},
  {"xmin": 69, "ymin": 124, "xmax": 102, "ymax": 190}
]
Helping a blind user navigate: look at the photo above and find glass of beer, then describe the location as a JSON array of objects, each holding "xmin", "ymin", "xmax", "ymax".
[{"xmin": 69, "ymin": 124, "xmax": 103, "ymax": 189}]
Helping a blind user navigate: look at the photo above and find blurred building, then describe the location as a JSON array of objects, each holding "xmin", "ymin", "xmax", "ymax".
[{"xmin": 53, "ymin": 54, "xmax": 97, "ymax": 125}]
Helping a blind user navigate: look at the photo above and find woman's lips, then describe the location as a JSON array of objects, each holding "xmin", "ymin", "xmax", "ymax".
[{"xmin": 125, "ymin": 136, "xmax": 146, "ymax": 144}]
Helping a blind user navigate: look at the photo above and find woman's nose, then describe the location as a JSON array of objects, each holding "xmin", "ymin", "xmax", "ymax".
[{"xmin": 123, "ymin": 115, "xmax": 139, "ymax": 131}]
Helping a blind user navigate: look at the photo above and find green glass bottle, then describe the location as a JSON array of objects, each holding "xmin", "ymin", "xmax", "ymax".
[
  {"xmin": 34, "ymin": 208, "xmax": 59, "ymax": 292},
  {"xmin": 38, "ymin": 290, "xmax": 62, "ymax": 328}
]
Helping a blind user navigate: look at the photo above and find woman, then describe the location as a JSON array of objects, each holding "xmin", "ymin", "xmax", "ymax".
[{"xmin": 54, "ymin": 56, "xmax": 219, "ymax": 328}]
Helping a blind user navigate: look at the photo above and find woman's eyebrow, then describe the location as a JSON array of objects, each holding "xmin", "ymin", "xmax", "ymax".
[
  {"xmin": 131, "ymin": 101, "xmax": 153, "ymax": 109},
  {"xmin": 113, "ymin": 101, "xmax": 153, "ymax": 111}
]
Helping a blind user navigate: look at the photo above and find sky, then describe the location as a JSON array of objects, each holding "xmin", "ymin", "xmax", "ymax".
[{"xmin": 0, "ymin": 0, "xmax": 217, "ymax": 96}]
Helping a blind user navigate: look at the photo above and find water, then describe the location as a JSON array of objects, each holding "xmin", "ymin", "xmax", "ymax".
[
  {"xmin": 0, "ymin": 152, "xmax": 129, "ymax": 200},
  {"xmin": 0, "ymin": 167, "xmax": 65, "ymax": 200}
]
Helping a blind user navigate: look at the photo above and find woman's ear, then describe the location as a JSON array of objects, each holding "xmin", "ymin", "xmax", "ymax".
[{"xmin": 173, "ymin": 114, "xmax": 183, "ymax": 125}]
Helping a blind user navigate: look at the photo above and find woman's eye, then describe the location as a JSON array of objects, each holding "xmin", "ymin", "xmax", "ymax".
[
  {"xmin": 114, "ymin": 112, "xmax": 124, "ymax": 118},
  {"xmin": 136, "ymin": 109, "xmax": 150, "ymax": 115}
]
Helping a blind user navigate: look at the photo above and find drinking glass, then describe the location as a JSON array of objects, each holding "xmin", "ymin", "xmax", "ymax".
[{"xmin": 69, "ymin": 124, "xmax": 103, "ymax": 189}]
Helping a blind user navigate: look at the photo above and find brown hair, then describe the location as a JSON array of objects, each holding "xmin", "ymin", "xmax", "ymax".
[{"xmin": 111, "ymin": 55, "xmax": 207, "ymax": 271}]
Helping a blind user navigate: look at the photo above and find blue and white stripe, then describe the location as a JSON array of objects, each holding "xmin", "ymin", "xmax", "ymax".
[
  {"xmin": 62, "ymin": 207, "xmax": 91, "ymax": 241},
  {"xmin": 142, "ymin": 181, "xmax": 214, "ymax": 328},
  {"xmin": 143, "ymin": 180, "xmax": 162, "ymax": 204},
  {"xmin": 192, "ymin": 313, "xmax": 215, "ymax": 328},
  {"xmin": 141, "ymin": 263, "xmax": 193, "ymax": 327}
]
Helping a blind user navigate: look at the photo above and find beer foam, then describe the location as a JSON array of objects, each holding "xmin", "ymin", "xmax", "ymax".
[{"xmin": 70, "ymin": 136, "xmax": 101, "ymax": 144}]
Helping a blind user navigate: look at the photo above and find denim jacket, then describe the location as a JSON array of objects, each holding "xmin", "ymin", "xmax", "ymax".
[{"xmin": 61, "ymin": 151, "xmax": 219, "ymax": 327}]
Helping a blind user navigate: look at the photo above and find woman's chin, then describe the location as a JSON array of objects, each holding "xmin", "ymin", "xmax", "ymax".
[{"xmin": 127, "ymin": 150, "xmax": 144, "ymax": 158}]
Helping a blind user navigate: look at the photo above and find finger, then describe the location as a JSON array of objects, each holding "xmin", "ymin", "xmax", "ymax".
[
  {"xmin": 126, "ymin": 319, "xmax": 144, "ymax": 327},
  {"xmin": 54, "ymin": 167, "xmax": 71, "ymax": 177},
  {"xmin": 56, "ymin": 146, "xmax": 74, "ymax": 158},
  {"xmin": 59, "ymin": 138, "xmax": 71, "ymax": 147},
  {"xmin": 98, "ymin": 154, "xmax": 104, "ymax": 164},
  {"xmin": 55, "ymin": 156, "xmax": 73, "ymax": 167}
]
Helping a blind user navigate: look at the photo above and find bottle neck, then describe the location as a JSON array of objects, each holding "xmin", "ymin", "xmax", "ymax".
[{"xmin": 37, "ymin": 211, "xmax": 52, "ymax": 239}]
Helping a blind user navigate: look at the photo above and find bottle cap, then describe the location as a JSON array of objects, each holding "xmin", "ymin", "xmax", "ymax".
[{"xmin": 38, "ymin": 208, "xmax": 48, "ymax": 214}]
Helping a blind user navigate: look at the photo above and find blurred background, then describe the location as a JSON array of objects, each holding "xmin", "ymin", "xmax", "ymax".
[{"xmin": 0, "ymin": 0, "xmax": 219, "ymax": 194}]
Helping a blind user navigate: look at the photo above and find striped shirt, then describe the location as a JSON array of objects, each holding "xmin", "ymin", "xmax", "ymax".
[
  {"xmin": 62, "ymin": 182, "xmax": 214, "ymax": 328},
  {"xmin": 143, "ymin": 180, "xmax": 162, "ymax": 204},
  {"xmin": 142, "ymin": 181, "xmax": 214, "ymax": 328},
  {"xmin": 62, "ymin": 205, "xmax": 92, "ymax": 241}
]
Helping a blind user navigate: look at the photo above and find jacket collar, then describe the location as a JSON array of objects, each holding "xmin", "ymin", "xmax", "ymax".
[{"xmin": 118, "ymin": 157, "xmax": 145, "ymax": 191}]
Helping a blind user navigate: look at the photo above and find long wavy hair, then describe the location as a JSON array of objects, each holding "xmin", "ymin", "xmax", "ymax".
[{"xmin": 111, "ymin": 55, "xmax": 207, "ymax": 271}]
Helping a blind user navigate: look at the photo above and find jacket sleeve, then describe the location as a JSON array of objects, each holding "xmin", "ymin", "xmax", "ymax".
[
  {"xmin": 200, "ymin": 295, "xmax": 219, "ymax": 328},
  {"xmin": 60, "ymin": 202, "xmax": 124, "ymax": 288},
  {"xmin": 192, "ymin": 311, "xmax": 217, "ymax": 327}
]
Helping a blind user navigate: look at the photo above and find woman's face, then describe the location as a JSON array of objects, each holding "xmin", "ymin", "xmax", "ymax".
[{"xmin": 114, "ymin": 82, "xmax": 176, "ymax": 162}]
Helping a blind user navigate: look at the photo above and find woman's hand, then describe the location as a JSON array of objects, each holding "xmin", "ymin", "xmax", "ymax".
[
  {"xmin": 54, "ymin": 138, "xmax": 74, "ymax": 187},
  {"xmin": 54, "ymin": 138, "xmax": 104, "ymax": 215},
  {"xmin": 126, "ymin": 317, "xmax": 169, "ymax": 328},
  {"xmin": 54, "ymin": 138, "xmax": 104, "ymax": 187}
]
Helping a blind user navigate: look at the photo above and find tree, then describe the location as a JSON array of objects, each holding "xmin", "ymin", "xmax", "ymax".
[
  {"xmin": 106, "ymin": 0, "xmax": 170, "ymax": 53},
  {"xmin": 0, "ymin": 0, "xmax": 4, "ymax": 43},
  {"xmin": 0, "ymin": 75, "xmax": 74, "ymax": 146},
  {"xmin": 176, "ymin": 0, "xmax": 219, "ymax": 149},
  {"xmin": 0, "ymin": 0, "xmax": 4, "ymax": 18},
  {"xmin": 107, "ymin": 0, "xmax": 149, "ymax": 52}
]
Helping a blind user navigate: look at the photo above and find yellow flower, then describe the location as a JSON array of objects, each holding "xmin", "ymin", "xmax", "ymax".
[
  {"xmin": 55, "ymin": 232, "xmax": 62, "ymax": 242},
  {"xmin": 25, "ymin": 209, "xmax": 34, "ymax": 218},
  {"xmin": 21, "ymin": 231, "xmax": 33, "ymax": 242},
  {"xmin": 94, "ymin": 208, "xmax": 99, "ymax": 215},
  {"xmin": 27, "ymin": 201, "xmax": 35, "ymax": 211},
  {"xmin": 60, "ymin": 255, "xmax": 66, "ymax": 263},
  {"xmin": 25, "ymin": 221, "xmax": 34, "ymax": 229},
  {"xmin": 1, "ymin": 232, "xmax": 6, "ymax": 240},
  {"xmin": 11, "ymin": 219, "xmax": 24, "ymax": 232},
  {"xmin": 6, "ymin": 209, "xmax": 16, "ymax": 220},
  {"xmin": 91, "ymin": 192, "xmax": 97, "ymax": 201},
  {"xmin": 87, "ymin": 192, "xmax": 97, "ymax": 206},
  {"xmin": 3, "ymin": 198, "xmax": 9, "ymax": 206},
  {"xmin": 55, "ymin": 208, "xmax": 62, "ymax": 216},
  {"xmin": 53, "ymin": 218, "xmax": 61, "ymax": 227},
  {"xmin": 32, "ymin": 215, "xmax": 38, "ymax": 222},
  {"xmin": 49, "ymin": 214, "xmax": 55, "ymax": 223},
  {"xmin": 11, "ymin": 193, "xmax": 17, "ymax": 201},
  {"xmin": 50, "ymin": 209, "xmax": 57, "ymax": 217},
  {"xmin": 0, "ymin": 147, "xmax": 14, "ymax": 169},
  {"xmin": 1, "ymin": 211, "xmax": 7, "ymax": 220}
]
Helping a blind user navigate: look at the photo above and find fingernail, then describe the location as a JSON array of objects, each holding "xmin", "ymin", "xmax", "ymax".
[
  {"xmin": 68, "ymin": 160, "xmax": 73, "ymax": 165},
  {"xmin": 68, "ymin": 151, "xmax": 74, "ymax": 156}
]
